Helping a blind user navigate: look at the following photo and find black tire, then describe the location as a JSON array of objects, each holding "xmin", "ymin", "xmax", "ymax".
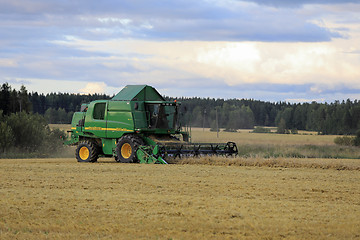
[
  {"xmin": 115, "ymin": 135, "xmax": 144, "ymax": 163},
  {"xmin": 75, "ymin": 140, "xmax": 99, "ymax": 162}
]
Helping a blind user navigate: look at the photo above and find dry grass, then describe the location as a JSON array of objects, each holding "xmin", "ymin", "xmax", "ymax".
[
  {"xmin": 173, "ymin": 156, "xmax": 360, "ymax": 170},
  {"xmin": 1, "ymin": 158, "xmax": 360, "ymax": 239},
  {"xmin": 14, "ymin": 125, "xmax": 356, "ymax": 238},
  {"xmin": 190, "ymin": 127, "xmax": 337, "ymax": 146},
  {"xmin": 49, "ymin": 124, "xmax": 72, "ymax": 132}
]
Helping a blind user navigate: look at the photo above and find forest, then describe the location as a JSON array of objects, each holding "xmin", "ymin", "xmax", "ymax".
[{"xmin": 1, "ymin": 82, "xmax": 360, "ymax": 135}]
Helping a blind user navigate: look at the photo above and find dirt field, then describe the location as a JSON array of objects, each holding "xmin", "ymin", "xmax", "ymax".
[{"xmin": 1, "ymin": 158, "xmax": 359, "ymax": 239}]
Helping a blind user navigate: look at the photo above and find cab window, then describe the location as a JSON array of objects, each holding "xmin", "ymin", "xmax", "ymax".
[{"xmin": 93, "ymin": 103, "xmax": 106, "ymax": 120}]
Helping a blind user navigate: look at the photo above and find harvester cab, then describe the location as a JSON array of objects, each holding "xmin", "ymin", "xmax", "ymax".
[{"xmin": 65, "ymin": 85, "xmax": 238, "ymax": 163}]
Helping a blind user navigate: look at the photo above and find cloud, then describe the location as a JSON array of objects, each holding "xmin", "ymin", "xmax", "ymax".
[
  {"xmin": 0, "ymin": 58, "xmax": 18, "ymax": 67},
  {"xmin": 0, "ymin": 0, "xmax": 346, "ymax": 42},
  {"xmin": 1, "ymin": 0, "xmax": 360, "ymax": 102},
  {"xmin": 47, "ymin": 37, "xmax": 360, "ymax": 98},
  {"xmin": 79, "ymin": 82, "xmax": 107, "ymax": 94},
  {"xmin": 239, "ymin": 0, "xmax": 360, "ymax": 8}
]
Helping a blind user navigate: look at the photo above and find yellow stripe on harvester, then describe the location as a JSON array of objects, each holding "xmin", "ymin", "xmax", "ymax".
[{"xmin": 84, "ymin": 127, "xmax": 132, "ymax": 132}]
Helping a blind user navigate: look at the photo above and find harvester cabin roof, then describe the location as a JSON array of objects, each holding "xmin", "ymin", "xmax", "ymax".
[{"xmin": 112, "ymin": 85, "xmax": 165, "ymax": 101}]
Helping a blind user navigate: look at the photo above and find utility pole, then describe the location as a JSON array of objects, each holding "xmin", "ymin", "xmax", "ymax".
[
  {"xmin": 216, "ymin": 108, "xmax": 219, "ymax": 138},
  {"xmin": 203, "ymin": 109, "xmax": 206, "ymax": 132}
]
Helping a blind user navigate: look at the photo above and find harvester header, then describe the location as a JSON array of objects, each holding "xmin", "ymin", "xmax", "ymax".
[{"xmin": 65, "ymin": 85, "xmax": 238, "ymax": 163}]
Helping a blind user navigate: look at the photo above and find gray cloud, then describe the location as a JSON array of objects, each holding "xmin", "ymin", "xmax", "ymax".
[
  {"xmin": 239, "ymin": 0, "xmax": 360, "ymax": 8},
  {"xmin": 158, "ymin": 81, "xmax": 360, "ymax": 103},
  {"xmin": 1, "ymin": 0, "xmax": 359, "ymax": 102},
  {"xmin": 0, "ymin": 0, "xmax": 346, "ymax": 42}
]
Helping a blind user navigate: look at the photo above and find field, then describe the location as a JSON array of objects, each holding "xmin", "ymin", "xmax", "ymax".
[
  {"xmin": 1, "ymin": 127, "xmax": 360, "ymax": 239},
  {"xmin": 189, "ymin": 127, "xmax": 335, "ymax": 146}
]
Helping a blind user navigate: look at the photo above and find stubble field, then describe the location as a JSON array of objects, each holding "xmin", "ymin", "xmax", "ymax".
[{"xmin": 1, "ymin": 127, "xmax": 360, "ymax": 239}]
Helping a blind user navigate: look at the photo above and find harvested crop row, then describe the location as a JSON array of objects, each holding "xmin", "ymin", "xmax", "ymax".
[{"xmin": 173, "ymin": 156, "xmax": 360, "ymax": 170}]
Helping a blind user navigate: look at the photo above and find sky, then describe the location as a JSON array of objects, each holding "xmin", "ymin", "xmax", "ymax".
[{"xmin": 1, "ymin": 0, "xmax": 360, "ymax": 103}]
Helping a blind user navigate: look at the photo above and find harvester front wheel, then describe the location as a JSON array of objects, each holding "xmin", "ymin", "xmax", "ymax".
[
  {"xmin": 75, "ymin": 140, "xmax": 98, "ymax": 162},
  {"xmin": 116, "ymin": 135, "xmax": 144, "ymax": 163}
]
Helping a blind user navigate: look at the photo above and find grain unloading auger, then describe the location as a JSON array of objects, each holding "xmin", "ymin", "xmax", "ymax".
[{"xmin": 65, "ymin": 85, "xmax": 238, "ymax": 164}]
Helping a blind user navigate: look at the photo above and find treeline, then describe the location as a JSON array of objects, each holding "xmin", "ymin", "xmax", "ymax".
[
  {"xmin": 0, "ymin": 111, "xmax": 66, "ymax": 157},
  {"xmin": 1, "ymin": 83, "xmax": 110, "ymax": 124},
  {"xmin": 1, "ymin": 83, "xmax": 360, "ymax": 135},
  {"xmin": 171, "ymin": 97, "xmax": 280, "ymax": 132},
  {"xmin": 0, "ymin": 83, "xmax": 109, "ymax": 157},
  {"xmin": 275, "ymin": 101, "xmax": 360, "ymax": 135},
  {"xmin": 173, "ymin": 97, "xmax": 360, "ymax": 135}
]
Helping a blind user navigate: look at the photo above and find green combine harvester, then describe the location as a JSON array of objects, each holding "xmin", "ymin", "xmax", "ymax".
[{"xmin": 65, "ymin": 85, "xmax": 238, "ymax": 164}]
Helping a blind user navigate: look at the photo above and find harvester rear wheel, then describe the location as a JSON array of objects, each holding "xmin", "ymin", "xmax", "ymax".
[
  {"xmin": 116, "ymin": 135, "xmax": 144, "ymax": 163},
  {"xmin": 75, "ymin": 140, "xmax": 98, "ymax": 162}
]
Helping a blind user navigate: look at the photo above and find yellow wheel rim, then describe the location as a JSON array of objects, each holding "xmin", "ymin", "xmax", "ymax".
[
  {"xmin": 121, "ymin": 143, "xmax": 132, "ymax": 159},
  {"xmin": 79, "ymin": 146, "xmax": 90, "ymax": 160}
]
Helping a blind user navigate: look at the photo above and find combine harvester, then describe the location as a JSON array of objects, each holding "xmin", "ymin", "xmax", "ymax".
[{"xmin": 65, "ymin": 85, "xmax": 238, "ymax": 164}]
